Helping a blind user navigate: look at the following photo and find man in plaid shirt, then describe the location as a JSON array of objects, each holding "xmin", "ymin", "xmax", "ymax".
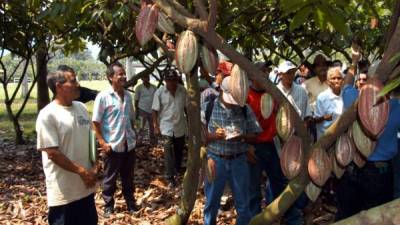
[{"xmin": 202, "ymin": 76, "xmax": 262, "ymax": 225}]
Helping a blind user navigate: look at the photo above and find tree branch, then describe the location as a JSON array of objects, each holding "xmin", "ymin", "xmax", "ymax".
[
  {"xmin": 124, "ymin": 55, "xmax": 167, "ymax": 87},
  {"xmin": 193, "ymin": 0, "xmax": 208, "ymax": 20},
  {"xmin": 208, "ymin": 0, "xmax": 217, "ymax": 30}
]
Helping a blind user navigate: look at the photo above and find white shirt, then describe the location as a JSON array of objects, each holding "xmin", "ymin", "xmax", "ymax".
[
  {"xmin": 36, "ymin": 101, "xmax": 95, "ymax": 207},
  {"xmin": 302, "ymin": 77, "xmax": 329, "ymax": 114},
  {"xmin": 152, "ymin": 85, "xmax": 188, "ymax": 137},
  {"xmin": 277, "ymin": 82, "xmax": 311, "ymax": 119},
  {"xmin": 134, "ymin": 83, "xmax": 156, "ymax": 113},
  {"xmin": 315, "ymin": 88, "xmax": 344, "ymax": 138}
]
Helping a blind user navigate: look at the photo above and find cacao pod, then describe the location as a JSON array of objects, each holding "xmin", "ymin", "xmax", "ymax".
[
  {"xmin": 305, "ymin": 182, "xmax": 321, "ymax": 202},
  {"xmin": 308, "ymin": 147, "xmax": 332, "ymax": 187},
  {"xmin": 353, "ymin": 148, "xmax": 367, "ymax": 168},
  {"xmin": 280, "ymin": 135, "xmax": 303, "ymax": 180},
  {"xmin": 200, "ymin": 44, "xmax": 219, "ymax": 76},
  {"xmin": 135, "ymin": 4, "xmax": 159, "ymax": 46},
  {"xmin": 276, "ymin": 103, "xmax": 295, "ymax": 141},
  {"xmin": 175, "ymin": 30, "xmax": 198, "ymax": 74},
  {"xmin": 358, "ymin": 78, "xmax": 389, "ymax": 139},
  {"xmin": 352, "ymin": 120, "xmax": 376, "ymax": 158},
  {"xmin": 229, "ymin": 64, "xmax": 249, "ymax": 107},
  {"xmin": 157, "ymin": 12, "xmax": 175, "ymax": 34},
  {"xmin": 331, "ymin": 152, "xmax": 345, "ymax": 178},
  {"xmin": 260, "ymin": 93, "xmax": 274, "ymax": 119},
  {"xmin": 335, "ymin": 133, "xmax": 354, "ymax": 167}
]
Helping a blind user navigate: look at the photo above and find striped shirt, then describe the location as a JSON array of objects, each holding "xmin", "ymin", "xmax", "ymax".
[
  {"xmin": 277, "ymin": 82, "xmax": 311, "ymax": 119},
  {"xmin": 92, "ymin": 89, "xmax": 136, "ymax": 152},
  {"xmin": 205, "ymin": 97, "xmax": 262, "ymax": 155}
]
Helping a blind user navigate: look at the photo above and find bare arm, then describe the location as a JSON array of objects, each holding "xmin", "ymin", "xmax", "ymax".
[
  {"xmin": 152, "ymin": 110, "xmax": 160, "ymax": 135},
  {"xmin": 41, "ymin": 148, "xmax": 96, "ymax": 188}
]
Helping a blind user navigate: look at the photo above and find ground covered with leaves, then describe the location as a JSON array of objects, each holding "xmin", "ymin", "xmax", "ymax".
[{"xmin": 0, "ymin": 133, "xmax": 336, "ymax": 225}]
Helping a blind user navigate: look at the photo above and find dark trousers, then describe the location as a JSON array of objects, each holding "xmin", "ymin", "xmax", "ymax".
[
  {"xmin": 163, "ymin": 135, "xmax": 185, "ymax": 180},
  {"xmin": 48, "ymin": 193, "xmax": 97, "ymax": 225},
  {"xmin": 335, "ymin": 161, "xmax": 393, "ymax": 221},
  {"xmin": 248, "ymin": 142, "xmax": 304, "ymax": 225},
  {"xmin": 103, "ymin": 150, "xmax": 136, "ymax": 209}
]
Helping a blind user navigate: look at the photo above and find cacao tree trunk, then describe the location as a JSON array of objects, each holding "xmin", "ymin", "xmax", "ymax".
[
  {"xmin": 36, "ymin": 45, "xmax": 49, "ymax": 111},
  {"xmin": 5, "ymin": 102, "xmax": 24, "ymax": 144},
  {"xmin": 332, "ymin": 199, "xmax": 400, "ymax": 225},
  {"xmin": 166, "ymin": 67, "xmax": 202, "ymax": 225}
]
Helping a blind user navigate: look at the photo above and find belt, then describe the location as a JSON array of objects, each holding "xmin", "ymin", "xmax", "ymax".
[{"xmin": 211, "ymin": 152, "xmax": 245, "ymax": 160}]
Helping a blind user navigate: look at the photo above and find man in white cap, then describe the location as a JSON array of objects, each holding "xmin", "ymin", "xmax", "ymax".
[
  {"xmin": 277, "ymin": 61, "xmax": 312, "ymax": 120},
  {"xmin": 202, "ymin": 76, "xmax": 262, "ymax": 225}
]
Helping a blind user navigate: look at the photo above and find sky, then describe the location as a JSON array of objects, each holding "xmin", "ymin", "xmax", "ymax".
[{"xmin": 87, "ymin": 42, "xmax": 100, "ymax": 59}]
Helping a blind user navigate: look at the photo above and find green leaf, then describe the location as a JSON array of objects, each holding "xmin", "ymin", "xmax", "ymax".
[
  {"xmin": 378, "ymin": 76, "xmax": 400, "ymax": 97},
  {"xmin": 290, "ymin": 7, "xmax": 311, "ymax": 31}
]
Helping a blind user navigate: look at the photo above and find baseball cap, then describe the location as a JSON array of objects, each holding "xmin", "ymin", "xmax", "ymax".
[
  {"xmin": 220, "ymin": 76, "xmax": 239, "ymax": 105},
  {"xmin": 163, "ymin": 69, "xmax": 179, "ymax": 80},
  {"xmin": 217, "ymin": 61, "xmax": 233, "ymax": 76},
  {"xmin": 277, "ymin": 61, "xmax": 297, "ymax": 74}
]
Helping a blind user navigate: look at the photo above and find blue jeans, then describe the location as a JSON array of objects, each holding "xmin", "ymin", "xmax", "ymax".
[
  {"xmin": 248, "ymin": 142, "xmax": 304, "ymax": 225},
  {"xmin": 393, "ymin": 138, "xmax": 400, "ymax": 199},
  {"xmin": 204, "ymin": 153, "xmax": 251, "ymax": 225}
]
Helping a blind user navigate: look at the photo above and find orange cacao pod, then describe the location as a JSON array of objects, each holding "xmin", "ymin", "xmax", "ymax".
[
  {"xmin": 352, "ymin": 120, "xmax": 376, "ymax": 158},
  {"xmin": 308, "ymin": 147, "xmax": 332, "ymax": 187},
  {"xmin": 335, "ymin": 133, "xmax": 354, "ymax": 167},
  {"xmin": 229, "ymin": 64, "xmax": 249, "ymax": 107},
  {"xmin": 280, "ymin": 135, "xmax": 303, "ymax": 180},
  {"xmin": 260, "ymin": 92, "xmax": 274, "ymax": 119},
  {"xmin": 157, "ymin": 12, "xmax": 175, "ymax": 34},
  {"xmin": 175, "ymin": 30, "xmax": 198, "ymax": 74},
  {"xmin": 200, "ymin": 44, "xmax": 219, "ymax": 76},
  {"xmin": 135, "ymin": 4, "xmax": 159, "ymax": 46},
  {"xmin": 305, "ymin": 182, "xmax": 321, "ymax": 202},
  {"xmin": 276, "ymin": 103, "xmax": 295, "ymax": 141},
  {"xmin": 358, "ymin": 78, "xmax": 389, "ymax": 139}
]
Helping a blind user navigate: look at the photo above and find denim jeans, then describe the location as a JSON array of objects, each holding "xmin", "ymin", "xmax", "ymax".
[
  {"xmin": 393, "ymin": 138, "xmax": 400, "ymax": 199},
  {"xmin": 204, "ymin": 153, "xmax": 251, "ymax": 225},
  {"xmin": 248, "ymin": 142, "xmax": 304, "ymax": 225}
]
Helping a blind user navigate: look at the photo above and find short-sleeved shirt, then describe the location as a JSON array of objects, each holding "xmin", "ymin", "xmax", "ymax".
[
  {"xmin": 302, "ymin": 77, "xmax": 329, "ymax": 113},
  {"xmin": 92, "ymin": 89, "xmax": 136, "ymax": 152},
  {"xmin": 277, "ymin": 82, "xmax": 311, "ymax": 119},
  {"xmin": 315, "ymin": 88, "xmax": 344, "ymax": 138},
  {"xmin": 200, "ymin": 87, "xmax": 219, "ymax": 106},
  {"xmin": 152, "ymin": 85, "xmax": 188, "ymax": 137},
  {"xmin": 36, "ymin": 101, "xmax": 95, "ymax": 207},
  {"xmin": 206, "ymin": 97, "xmax": 262, "ymax": 155},
  {"xmin": 247, "ymin": 88, "xmax": 276, "ymax": 143},
  {"xmin": 134, "ymin": 83, "xmax": 156, "ymax": 113},
  {"xmin": 342, "ymin": 86, "xmax": 400, "ymax": 161}
]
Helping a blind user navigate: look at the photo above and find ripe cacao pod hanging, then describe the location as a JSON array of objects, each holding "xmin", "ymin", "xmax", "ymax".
[
  {"xmin": 135, "ymin": 4, "xmax": 159, "ymax": 46},
  {"xmin": 276, "ymin": 103, "xmax": 295, "ymax": 141},
  {"xmin": 308, "ymin": 147, "xmax": 332, "ymax": 187},
  {"xmin": 305, "ymin": 182, "xmax": 321, "ymax": 202},
  {"xmin": 280, "ymin": 135, "xmax": 303, "ymax": 180},
  {"xmin": 157, "ymin": 12, "xmax": 175, "ymax": 34},
  {"xmin": 229, "ymin": 64, "xmax": 249, "ymax": 107},
  {"xmin": 175, "ymin": 30, "xmax": 198, "ymax": 74},
  {"xmin": 200, "ymin": 44, "xmax": 219, "ymax": 76},
  {"xmin": 335, "ymin": 133, "xmax": 354, "ymax": 167},
  {"xmin": 358, "ymin": 78, "xmax": 389, "ymax": 139},
  {"xmin": 352, "ymin": 120, "xmax": 376, "ymax": 158},
  {"xmin": 260, "ymin": 92, "xmax": 274, "ymax": 119}
]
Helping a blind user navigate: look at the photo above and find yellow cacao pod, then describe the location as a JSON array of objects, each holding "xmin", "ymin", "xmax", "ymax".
[
  {"xmin": 175, "ymin": 30, "xmax": 198, "ymax": 74},
  {"xmin": 276, "ymin": 103, "xmax": 294, "ymax": 141},
  {"xmin": 229, "ymin": 64, "xmax": 249, "ymax": 107},
  {"xmin": 260, "ymin": 92, "xmax": 274, "ymax": 119},
  {"xmin": 352, "ymin": 120, "xmax": 376, "ymax": 158},
  {"xmin": 305, "ymin": 182, "xmax": 321, "ymax": 202}
]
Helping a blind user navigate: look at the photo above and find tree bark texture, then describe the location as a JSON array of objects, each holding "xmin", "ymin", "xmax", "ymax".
[{"xmin": 36, "ymin": 45, "xmax": 49, "ymax": 111}]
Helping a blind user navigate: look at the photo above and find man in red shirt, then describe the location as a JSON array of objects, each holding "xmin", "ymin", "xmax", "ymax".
[{"xmin": 247, "ymin": 76, "xmax": 304, "ymax": 225}]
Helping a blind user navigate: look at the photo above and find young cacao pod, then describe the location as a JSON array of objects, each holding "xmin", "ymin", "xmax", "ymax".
[
  {"xmin": 260, "ymin": 92, "xmax": 274, "ymax": 119},
  {"xmin": 331, "ymin": 152, "xmax": 345, "ymax": 179},
  {"xmin": 335, "ymin": 132, "xmax": 354, "ymax": 167},
  {"xmin": 358, "ymin": 78, "xmax": 389, "ymax": 139},
  {"xmin": 305, "ymin": 182, "xmax": 321, "ymax": 202},
  {"xmin": 352, "ymin": 120, "xmax": 376, "ymax": 158},
  {"xmin": 308, "ymin": 147, "xmax": 332, "ymax": 187},
  {"xmin": 157, "ymin": 12, "xmax": 175, "ymax": 34},
  {"xmin": 276, "ymin": 103, "xmax": 294, "ymax": 141},
  {"xmin": 229, "ymin": 64, "xmax": 249, "ymax": 107},
  {"xmin": 135, "ymin": 4, "xmax": 159, "ymax": 46},
  {"xmin": 280, "ymin": 135, "xmax": 303, "ymax": 180},
  {"xmin": 175, "ymin": 30, "xmax": 198, "ymax": 74},
  {"xmin": 200, "ymin": 44, "xmax": 219, "ymax": 76}
]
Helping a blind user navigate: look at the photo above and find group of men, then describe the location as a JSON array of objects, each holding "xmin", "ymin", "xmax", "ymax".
[
  {"xmin": 36, "ymin": 63, "xmax": 188, "ymax": 224},
  {"xmin": 36, "ymin": 51, "xmax": 400, "ymax": 225}
]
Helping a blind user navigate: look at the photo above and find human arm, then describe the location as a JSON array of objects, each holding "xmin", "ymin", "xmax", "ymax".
[{"xmin": 40, "ymin": 147, "xmax": 96, "ymax": 188}]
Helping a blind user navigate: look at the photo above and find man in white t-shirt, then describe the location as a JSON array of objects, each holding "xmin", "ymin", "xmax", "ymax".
[
  {"xmin": 36, "ymin": 68, "xmax": 97, "ymax": 225},
  {"xmin": 134, "ymin": 74, "xmax": 157, "ymax": 144}
]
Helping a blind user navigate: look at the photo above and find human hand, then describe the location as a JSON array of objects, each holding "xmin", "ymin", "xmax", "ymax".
[
  {"xmin": 78, "ymin": 167, "xmax": 97, "ymax": 188},
  {"xmin": 99, "ymin": 142, "xmax": 112, "ymax": 154},
  {"xmin": 323, "ymin": 114, "xmax": 333, "ymax": 121},
  {"xmin": 215, "ymin": 127, "xmax": 226, "ymax": 140}
]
